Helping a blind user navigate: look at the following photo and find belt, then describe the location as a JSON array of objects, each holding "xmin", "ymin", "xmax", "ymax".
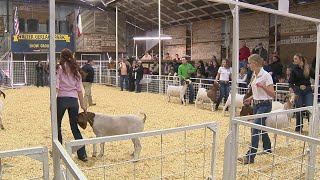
[
  {"xmin": 295, "ymin": 85, "xmax": 308, "ymax": 90},
  {"xmin": 253, "ymin": 99, "xmax": 272, "ymax": 105},
  {"xmin": 219, "ymin": 80, "xmax": 229, "ymax": 84}
]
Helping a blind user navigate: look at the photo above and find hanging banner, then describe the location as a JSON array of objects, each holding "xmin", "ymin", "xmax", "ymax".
[{"xmin": 11, "ymin": 33, "xmax": 74, "ymax": 53}]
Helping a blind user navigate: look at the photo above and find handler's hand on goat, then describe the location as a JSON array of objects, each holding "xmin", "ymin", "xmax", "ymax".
[
  {"xmin": 243, "ymin": 96, "xmax": 253, "ymax": 105},
  {"xmin": 81, "ymin": 104, "xmax": 87, "ymax": 114}
]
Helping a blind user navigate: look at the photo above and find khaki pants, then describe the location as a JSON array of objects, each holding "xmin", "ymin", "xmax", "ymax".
[{"xmin": 83, "ymin": 82, "xmax": 94, "ymax": 106}]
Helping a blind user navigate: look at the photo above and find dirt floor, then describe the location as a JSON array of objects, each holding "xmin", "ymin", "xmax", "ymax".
[{"xmin": 0, "ymin": 85, "xmax": 319, "ymax": 179}]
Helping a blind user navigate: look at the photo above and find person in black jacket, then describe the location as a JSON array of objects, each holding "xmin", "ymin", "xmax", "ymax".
[
  {"xmin": 269, "ymin": 55, "xmax": 283, "ymax": 83},
  {"xmin": 134, "ymin": 60, "xmax": 144, "ymax": 93},
  {"xmin": 36, "ymin": 61, "xmax": 44, "ymax": 87},
  {"xmin": 128, "ymin": 60, "xmax": 136, "ymax": 92},
  {"xmin": 289, "ymin": 53, "xmax": 315, "ymax": 132},
  {"xmin": 82, "ymin": 58, "xmax": 96, "ymax": 106}
]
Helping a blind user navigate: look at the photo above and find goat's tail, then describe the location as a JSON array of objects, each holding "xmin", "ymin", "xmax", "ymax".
[{"xmin": 138, "ymin": 111, "xmax": 147, "ymax": 123}]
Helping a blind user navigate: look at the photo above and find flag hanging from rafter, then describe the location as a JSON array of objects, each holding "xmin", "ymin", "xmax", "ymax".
[
  {"xmin": 76, "ymin": 7, "xmax": 82, "ymax": 37},
  {"xmin": 14, "ymin": 7, "xmax": 20, "ymax": 36}
]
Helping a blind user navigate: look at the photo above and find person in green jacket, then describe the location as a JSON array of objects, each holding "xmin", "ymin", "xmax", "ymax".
[{"xmin": 178, "ymin": 57, "xmax": 196, "ymax": 104}]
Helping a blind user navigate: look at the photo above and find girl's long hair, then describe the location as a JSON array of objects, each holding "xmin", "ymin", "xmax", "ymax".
[
  {"xmin": 59, "ymin": 48, "xmax": 84, "ymax": 80},
  {"xmin": 295, "ymin": 53, "xmax": 310, "ymax": 78}
]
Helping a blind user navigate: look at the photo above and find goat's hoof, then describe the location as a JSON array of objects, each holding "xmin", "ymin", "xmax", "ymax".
[
  {"xmin": 0, "ymin": 126, "xmax": 4, "ymax": 130},
  {"xmin": 130, "ymin": 152, "xmax": 134, "ymax": 157},
  {"xmin": 92, "ymin": 155, "xmax": 97, "ymax": 158}
]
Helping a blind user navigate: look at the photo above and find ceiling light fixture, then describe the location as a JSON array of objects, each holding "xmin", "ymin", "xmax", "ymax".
[{"xmin": 133, "ymin": 36, "xmax": 172, "ymax": 40}]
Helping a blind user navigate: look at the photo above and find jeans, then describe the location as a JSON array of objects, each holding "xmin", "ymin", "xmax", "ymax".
[
  {"xmin": 239, "ymin": 60, "xmax": 248, "ymax": 71},
  {"xmin": 57, "ymin": 97, "xmax": 87, "ymax": 159},
  {"xmin": 135, "ymin": 78, "xmax": 141, "ymax": 92},
  {"xmin": 37, "ymin": 72, "xmax": 44, "ymax": 87},
  {"xmin": 120, "ymin": 75, "xmax": 128, "ymax": 91},
  {"xmin": 83, "ymin": 82, "xmax": 94, "ymax": 106},
  {"xmin": 294, "ymin": 86, "xmax": 313, "ymax": 131},
  {"xmin": 217, "ymin": 82, "xmax": 230, "ymax": 106},
  {"xmin": 188, "ymin": 83, "xmax": 194, "ymax": 103},
  {"xmin": 247, "ymin": 101, "xmax": 272, "ymax": 162}
]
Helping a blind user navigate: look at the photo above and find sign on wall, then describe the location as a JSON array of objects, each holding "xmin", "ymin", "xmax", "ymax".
[
  {"xmin": 0, "ymin": 17, "xmax": 4, "ymax": 34},
  {"xmin": 11, "ymin": 33, "xmax": 74, "ymax": 53}
]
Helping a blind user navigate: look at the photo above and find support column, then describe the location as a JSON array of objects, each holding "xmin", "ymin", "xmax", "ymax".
[
  {"xmin": 158, "ymin": 0, "xmax": 162, "ymax": 94},
  {"xmin": 229, "ymin": 1, "xmax": 240, "ymax": 179},
  {"xmin": 49, "ymin": 0, "xmax": 60, "ymax": 179},
  {"xmin": 306, "ymin": 23, "xmax": 320, "ymax": 180},
  {"xmin": 115, "ymin": 5, "xmax": 119, "ymax": 87}
]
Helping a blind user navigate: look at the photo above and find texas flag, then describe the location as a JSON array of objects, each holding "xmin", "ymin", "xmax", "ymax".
[{"xmin": 76, "ymin": 8, "xmax": 82, "ymax": 37}]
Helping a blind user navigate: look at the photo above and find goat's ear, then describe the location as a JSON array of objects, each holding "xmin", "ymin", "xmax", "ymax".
[
  {"xmin": 87, "ymin": 112, "xmax": 95, "ymax": 122},
  {"xmin": 77, "ymin": 113, "xmax": 88, "ymax": 129},
  {"xmin": 284, "ymin": 95, "xmax": 289, "ymax": 102}
]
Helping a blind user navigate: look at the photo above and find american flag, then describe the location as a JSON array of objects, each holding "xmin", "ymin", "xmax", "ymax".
[
  {"xmin": 14, "ymin": 7, "xmax": 19, "ymax": 36},
  {"xmin": 76, "ymin": 8, "xmax": 82, "ymax": 37}
]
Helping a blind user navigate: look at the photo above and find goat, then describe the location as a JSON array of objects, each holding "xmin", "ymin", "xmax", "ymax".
[
  {"xmin": 167, "ymin": 79, "xmax": 191, "ymax": 105},
  {"xmin": 195, "ymin": 82, "xmax": 219, "ymax": 111},
  {"xmin": 222, "ymin": 93, "xmax": 246, "ymax": 116},
  {"xmin": 240, "ymin": 93, "xmax": 296, "ymax": 146},
  {"xmin": 77, "ymin": 112, "xmax": 147, "ymax": 160},
  {"xmin": 0, "ymin": 90, "xmax": 6, "ymax": 130}
]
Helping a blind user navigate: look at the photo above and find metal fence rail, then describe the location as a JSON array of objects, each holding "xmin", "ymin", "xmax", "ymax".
[
  {"xmin": 223, "ymin": 106, "xmax": 320, "ymax": 180},
  {"xmin": 0, "ymin": 146, "xmax": 49, "ymax": 180},
  {"xmin": 52, "ymin": 140, "xmax": 87, "ymax": 180},
  {"xmin": 65, "ymin": 122, "xmax": 219, "ymax": 180}
]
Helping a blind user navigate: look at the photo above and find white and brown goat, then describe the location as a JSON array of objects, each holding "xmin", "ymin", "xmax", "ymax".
[
  {"xmin": 240, "ymin": 93, "xmax": 297, "ymax": 146},
  {"xmin": 195, "ymin": 82, "xmax": 220, "ymax": 111},
  {"xmin": 77, "ymin": 112, "xmax": 147, "ymax": 160}
]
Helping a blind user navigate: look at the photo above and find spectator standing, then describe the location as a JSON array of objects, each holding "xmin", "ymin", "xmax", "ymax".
[
  {"xmin": 56, "ymin": 48, "xmax": 88, "ymax": 162},
  {"xmin": 119, "ymin": 58, "xmax": 130, "ymax": 91},
  {"xmin": 239, "ymin": 54, "xmax": 275, "ymax": 164},
  {"xmin": 269, "ymin": 55, "xmax": 283, "ymax": 83},
  {"xmin": 197, "ymin": 60, "xmax": 206, "ymax": 77},
  {"xmin": 207, "ymin": 57, "xmax": 219, "ymax": 79},
  {"xmin": 151, "ymin": 60, "xmax": 159, "ymax": 75},
  {"xmin": 252, "ymin": 42, "xmax": 268, "ymax": 61},
  {"xmin": 289, "ymin": 53, "xmax": 315, "ymax": 132},
  {"xmin": 172, "ymin": 60, "xmax": 180, "ymax": 74},
  {"xmin": 36, "ymin": 61, "xmax": 44, "ymax": 87},
  {"xmin": 128, "ymin": 60, "xmax": 136, "ymax": 92},
  {"xmin": 134, "ymin": 60, "xmax": 144, "ymax": 93},
  {"xmin": 173, "ymin": 54, "xmax": 180, "ymax": 61},
  {"xmin": 178, "ymin": 57, "xmax": 196, "ymax": 104},
  {"xmin": 163, "ymin": 52, "xmax": 172, "ymax": 60},
  {"xmin": 141, "ymin": 51, "xmax": 152, "ymax": 60},
  {"xmin": 215, "ymin": 59, "xmax": 232, "ymax": 110},
  {"xmin": 239, "ymin": 41, "xmax": 251, "ymax": 70},
  {"xmin": 238, "ymin": 67, "xmax": 248, "ymax": 88},
  {"xmin": 82, "ymin": 58, "xmax": 96, "ymax": 106}
]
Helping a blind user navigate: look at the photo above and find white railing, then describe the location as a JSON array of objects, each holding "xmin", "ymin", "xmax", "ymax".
[
  {"xmin": 0, "ymin": 146, "xmax": 49, "ymax": 180},
  {"xmin": 223, "ymin": 106, "xmax": 320, "ymax": 180},
  {"xmin": 52, "ymin": 140, "xmax": 87, "ymax": 179},
  {"xmin": 65, "ymin": 122, "xmax": 219, "ymax": 180}
]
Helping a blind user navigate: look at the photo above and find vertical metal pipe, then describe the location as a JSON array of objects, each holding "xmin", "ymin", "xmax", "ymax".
[
  {"xmin": 307, "ymin": 23, "xmax": 320, "ymax": 180},
  {"xmin": 115, "ymin": 5, "xmax": 119, "ymax": 87},
  {"xmin": 158, "ymin": 0, "xmax": 162, "ymax": 94},
  {"xmin": 274, "ymin": 15, "xmax": 278, "ymax": 52},
  {"xmin": 229, "ymin": 1, "xmax": 240, "ymax": 179},
  {"xmin": 6, "ymin": 0, "xmax": 9, "ymax": 33},
  {"xmin": 23, "ymin": 55, "xmax": 26, "ymax": 85},
  {"xmin": 135, "ymin": 44, "xmax": 138, "ymax": 60},
  {"xmin": 49, "ymin": 0, "xmax": 60, "ymax": 178},
  {"xmin": 10, "ymin": 52, "xmax": 13, "ymax": 87}
]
